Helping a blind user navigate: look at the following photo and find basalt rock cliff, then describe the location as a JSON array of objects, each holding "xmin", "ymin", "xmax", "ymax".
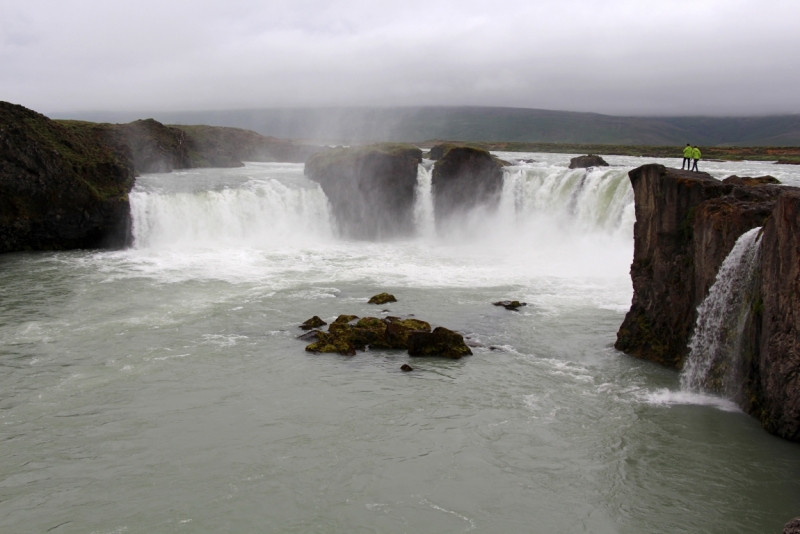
[
  {"xmin": 304, "ymin": 144, "xmax": 423, "ymax": 240},
  {"xmin": 59, "ymin": 119, "xmax": 322, "ymax": 173},
  {"xmin": 0, "ymin": 102, "xmax": 135, "ymax": 253},
  {"xmin": 616, "ymin": 164, "xmax": 800, "ymax": 440},
  {"xmin": 431, "ymin": 146, "xmax": 504, "ymax": 226}
]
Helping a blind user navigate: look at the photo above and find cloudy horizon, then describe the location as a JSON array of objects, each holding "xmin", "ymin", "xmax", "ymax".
[{"xmin": 2, "ymin": 0, "xmax": 799, "ymax": 117}]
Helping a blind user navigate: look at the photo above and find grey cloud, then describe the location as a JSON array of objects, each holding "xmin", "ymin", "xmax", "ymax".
[{"xmin": 1, "ymin": 0, "xmax": 799, "ymax": 115}]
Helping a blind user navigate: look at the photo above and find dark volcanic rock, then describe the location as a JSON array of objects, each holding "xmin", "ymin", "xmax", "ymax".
[
  {"xmin": 385, "ymin": 318, "xmax": 432, "ymax": 349},
  {"xmin": 722, "ymin": 175, "xmax": 781, "ymax": 186},
  {"xmin": 300, "ymin": 316, "xmax": 327, "ymax": 330},
  {"xmin": 431, "ymin": 146, "xmax": 504, "ymax": 225},
  {"xmin": 114, "ymin": 119, "xmax": 192, "ymax": 173},
  {"xmin": 784, "ymin": 517, "xmax": 800, "ymax": 534},
  {"xmin": 408, "ymin": 327, "xmax": 473, "ymax": 359},
  {"xmin": 615, "ymin": 164, "xmax": 781, "ymax": 368},
  {"xmin": 569, "ymin": 154, "xmax": 609, "ymax": 169},
  {"xmin": 0, "ymin": 102, "xmax": 135, "ymax": 253},
  {"xmin": 304, "ymin": 144, "xmax": 423, "ymax": 239},
  {"xmin": 616, "ymin": 163, "xmax": 800, "ymax": 441},
  {"xmin": 493, "ymin": 300, "xmax": 527, "ymax": 311},
  {"xmin": 368, "ymin": 292, "xmax": 397, "ymax": 304},
  {"xmin": 754, "ymin": 191, "xmax": 800, "ymax": 440}
]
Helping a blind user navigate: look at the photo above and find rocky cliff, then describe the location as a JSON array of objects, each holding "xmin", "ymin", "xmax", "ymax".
[
  {"xmin": 755, "ymin": 191, "xmax": 800, "ymax": 439},
  {"xmin": 431, "ymin": 146, "xmax": 504, "ymax": 226},
  {"xmin": 58, "ymin": 119, "xmax": 322, "ymax": 174},
  {"xmin": 304, "ymin": 144, "xmax": 423, "ymax": 239},
  {"xmin": 0, "ymin": 102, "xmax": 135, "ymax": 253},
  {"xmin": 616, "ymin": 163, "xmax": 800, "ymax": 440}
]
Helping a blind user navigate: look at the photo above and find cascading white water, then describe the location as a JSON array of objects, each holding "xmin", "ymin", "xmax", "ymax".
[
  {"xmin": 130, "ymin": 176, "xmax": 333, "ymax": 249},
  {"xmin": 130, "ymin": 161, "xmax": 636, "ymax": 256},
  {"xmin": 407, "ymin": 163, "xmax": 636, "ymax": 239},
  {"xmin": 497, "ymin": 166, "xmax": 635, "ymax": 237},
  {"xmin": 412, "ymin": 163, "xmax": 435, "ymax": 238},
  {"xmin": 681, "ymin": 227, "xmax": 763, "ymax": 396}
]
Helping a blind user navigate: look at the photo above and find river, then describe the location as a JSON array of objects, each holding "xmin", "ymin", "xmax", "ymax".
[{"xmin": 1, "ymin": 153, "xmax": 798, "ymax": 533}]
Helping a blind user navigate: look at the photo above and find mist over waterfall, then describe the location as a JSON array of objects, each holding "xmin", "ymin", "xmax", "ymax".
[{"xmin": 681, "ymin": 227, "xmax": 763, "ymax": 398}]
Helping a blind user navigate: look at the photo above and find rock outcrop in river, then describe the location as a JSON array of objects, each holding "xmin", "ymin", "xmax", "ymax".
[
  {"xmin": 616, "ymin": 164, "xmax": 800, "ymax": 440},
  {"xmin": 431, "ymin": 145, "xmax": 504, "ymax": 225},
  {"xmin": 0, "ymin": 102, "xmax": 135, "ymax": 253},
  {"xmin": 304, "ymin": 144, "xmax": 423, "ymax": 239},
  {"xmin": 569, "ymin": 154, "xmax": 609, "ymax": 169}
]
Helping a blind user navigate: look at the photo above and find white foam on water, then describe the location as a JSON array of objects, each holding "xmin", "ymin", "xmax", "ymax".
[{"xmin": 638, "ymin": 388, "xmax": 742, "ymax": 413}]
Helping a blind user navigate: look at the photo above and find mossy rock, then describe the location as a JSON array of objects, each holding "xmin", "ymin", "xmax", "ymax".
[
  {"xmin": 300, "ymin": 316, "xmax": 327, "ymax": 330},
  {"xmin": 408, "ymin": 327, "xmax": 472, "ymax": 359},
  {"xmin": 305, "ymin": 331, "xmax": 356, "ymax": 356},
  {"xmin": 385, "ymin": 318, "xmax": 432, "ymax": 349},
  {"xmin": 368, "ymin": 293, "xmax": 397, "ymax": 305},
  {"xmin": 333, "ymin": 314, "xmax": 359, "ymax": 324}
]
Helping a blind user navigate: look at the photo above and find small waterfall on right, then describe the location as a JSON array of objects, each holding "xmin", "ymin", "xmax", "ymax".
[{"xmin": 681, "ymin": 227, "xmax": 763, "ymax": 399}]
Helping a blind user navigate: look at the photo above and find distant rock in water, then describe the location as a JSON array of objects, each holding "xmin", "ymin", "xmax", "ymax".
[
  {"xmin": 722, "ymin": 175, "xmax": 781, "ymax": 186},
  {"xmin": 400, "ymin": 364, "xmax": 414, "ymax": 372},
  {"xmin": 616, "ymin": 163, "xmax": 800, "ymax": 441},
  {"xmin": 569, "ymin": 155, "xmax": 609, "ymax": 169},
  {"xmin": 775, "ymin": 159, "xmax": 800, "ymax": 165},
  {"xmin": 431, "ymin": 146, "xmax": 504, "ymax": 226},
  {"xmin": 300, "ymin": 316, "xmax": 327, "ymax": 330},
  {"xmin": 493, "ymin": 300, "xmax": 527, "ymax": 311},
  {"xmin": 304, "ymin": 144, "xmax": 423, "ymax": 240},
  {"xmin": 368, "ymin": 292, "xmax": 397, "ymax": 304},
  {"xmin": 0, "ymin": 102, "xmax": 135, "ymax": 253}
]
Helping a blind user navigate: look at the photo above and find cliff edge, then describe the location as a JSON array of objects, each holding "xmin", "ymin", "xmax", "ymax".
[
  {"xmin": 616, "ymin": 164, "xmax": 800, "ymax": 440},
  {"xmin": 0, "ymin": 102, "xmax": 135, "ymax": 253}
]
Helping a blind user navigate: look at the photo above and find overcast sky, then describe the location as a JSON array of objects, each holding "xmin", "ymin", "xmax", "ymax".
[{"xmin": 1, "ymin": 0, "xmax": 798, "ymax": 116}]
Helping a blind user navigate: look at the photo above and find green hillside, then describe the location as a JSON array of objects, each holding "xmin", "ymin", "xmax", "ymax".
[{"xmin": 49, "ymin": 106, "xmax": 800, "ymax": 147}]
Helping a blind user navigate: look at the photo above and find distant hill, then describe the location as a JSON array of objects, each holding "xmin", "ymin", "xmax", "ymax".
[{"xmin": 49, "ymin": 106, "xmax": 800, "ymax": 147}]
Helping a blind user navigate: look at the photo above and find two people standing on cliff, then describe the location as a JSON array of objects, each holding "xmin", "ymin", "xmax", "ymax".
[{"xmin": 682, "ymin": 144, "xmax": 702, "ymax": 172}]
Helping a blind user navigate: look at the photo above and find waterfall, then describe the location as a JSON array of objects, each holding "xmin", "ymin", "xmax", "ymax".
[
  {"xmin": 681, "ymin": 227, "xmax": 763, "ymax": 397},
  {"xmin": 497, "ymin": 165, "xmax": 635, "ymax": 237},
  {"xmin": 129, "ymin": 162, "xmax": 636, "ymax": 250},
  {"xmin": 412, "ymin": 164, "xmax": 435, "ymax": 238},
  {"xmin": 130, "ymin": 177, "xmax": 333, "ymax": 249}
]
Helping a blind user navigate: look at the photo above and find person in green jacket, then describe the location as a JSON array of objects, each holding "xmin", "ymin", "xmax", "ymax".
[
  {"xmin": 691, "ymin": 146, "xmax": 701, "ymax": 172},
  {"xmin": 682, "ymin": 143, "xmax": 693, "ymax": 170}
]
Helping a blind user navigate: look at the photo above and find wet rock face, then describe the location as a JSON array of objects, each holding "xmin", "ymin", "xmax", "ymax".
[
  {"xmin": 0, "ymin": 102, "xmax": 135, "ymax": 253},
  {"xmin": 616, "ymin": 163, "xmax": 800, "ymax": 441},
  {"xmin": 431, "ymin": 146, "xmax": 503, "ymax": 225},
  {"xmin": 304, "ymin": 144, "xmax": 423, "ymax": 240},
  {"xmin": 568, "ymin": 154, "xmax": 609, "ymax": 169},
  {"xmin": 614, "ymin": 165, "xmax": 782, "ymax": 368},
  {"xmin": 756, "ymin": 191, "xmax": 800, "ymax": 441}
]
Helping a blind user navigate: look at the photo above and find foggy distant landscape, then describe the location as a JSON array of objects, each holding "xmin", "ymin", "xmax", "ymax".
[{"xmin": 52, "ymin": 106, "xmax": 800, "ymax": 146}]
